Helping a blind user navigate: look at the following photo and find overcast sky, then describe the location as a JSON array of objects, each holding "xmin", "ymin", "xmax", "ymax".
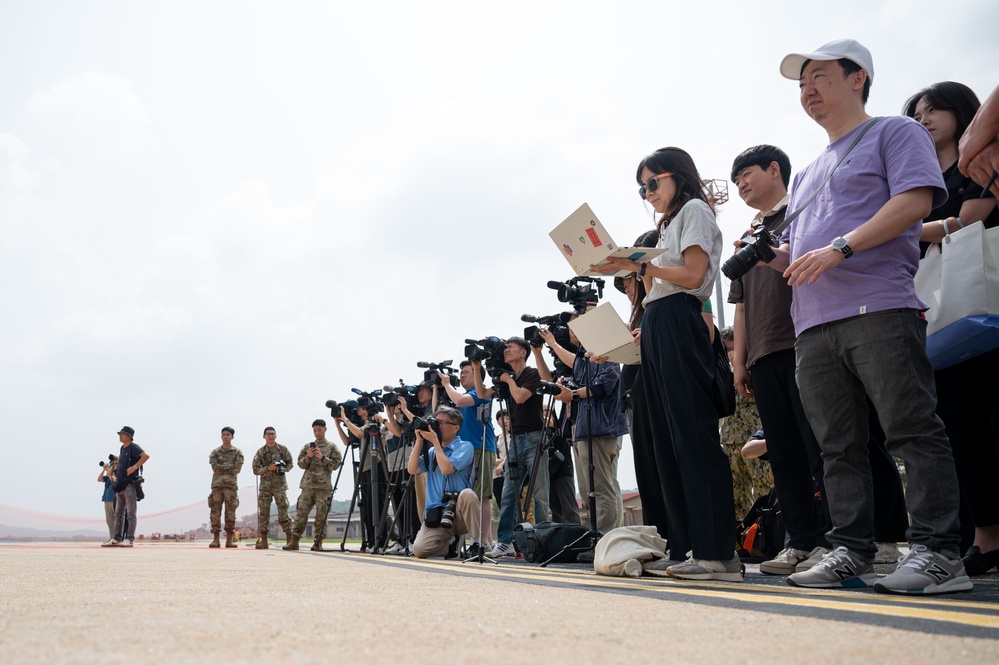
[{"xmin": 2, "ymin": 0, "xmax": 997, "ymax": 528}]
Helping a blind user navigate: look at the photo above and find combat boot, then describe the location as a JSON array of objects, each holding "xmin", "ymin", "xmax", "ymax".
[
  {"xmin": 283, "ymin": 534, "xmax": 300, "ymax": 551},
  {"xmin": 209, "ymin": 532, "xmax": 221, "ymax": 548},
  {"xmin": 311, "ymin": 539, "xmax": 325, "ymax": 552},
  {"xmin": 255, "ymin": 533, "xmax": 269, "ymax": 549},
  {"xmin": 225, "ymin": 532, "xmax": 236, "ymax": 548}
]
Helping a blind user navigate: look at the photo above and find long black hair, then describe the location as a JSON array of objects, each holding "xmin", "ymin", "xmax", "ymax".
[
  {"xmin": 636, "ymin": 147, "xmax": 710, "ymax": 228},
  {"xmin": 903, "ymin": 81, "xmax": 981, "ymax": 149}
]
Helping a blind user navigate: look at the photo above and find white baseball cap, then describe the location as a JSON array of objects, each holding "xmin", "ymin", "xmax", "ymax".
[{"xmin": 780, "ymin": 39, "xmax": 874, "ymax": 82}]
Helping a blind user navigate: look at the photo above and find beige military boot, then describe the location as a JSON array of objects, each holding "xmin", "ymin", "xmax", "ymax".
[
  {"xmin": 209, "ymin": 532, "xmax": 221, "ymax": 548},
  {"xmin": 225, "ymin": 532, "xmax": 236, "ymax": 548},
  {"xmin": 311, "ymin": 539, "xmax": 324, "ymax": 552},
  {"xmin": 255, "ymin": 533, "xmax": 269, "ymax": 549},
  {"xmin": 282, "ymin": 534, "xmax": 300, "ymax": 551}
]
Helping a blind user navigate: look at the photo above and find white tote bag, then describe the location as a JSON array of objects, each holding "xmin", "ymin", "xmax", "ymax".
[{"xmin": 914, "ymin": 220, "xmax": 999, "ymax": 369}]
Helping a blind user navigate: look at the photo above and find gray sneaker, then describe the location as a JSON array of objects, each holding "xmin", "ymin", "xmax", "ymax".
[
  {"xmin": 874, "ymin": 541, "xmax": 900, "ymax": 564},
  {"xmin": 665, "ymin": 555, "xmax": 744, "ymax": 582},
  {"xmin": 642, "ymin": 558, "xmax": 684, "ymax": 577},
  {"xmin": 874, "ymin": 544, "xmax": 973, "ymax": 595},
  {"xmin": 787, "ymin": 546, "xmax": 876, "ymax": 589},
  {"xmin": 795, "ymin": 546, "xmax": 830, "ymax": 572},
  {"xmin": 760, "ymin": 547, "xmax": 811, "ymax": 575}
]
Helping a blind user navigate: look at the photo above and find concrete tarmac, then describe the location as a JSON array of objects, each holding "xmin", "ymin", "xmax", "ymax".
[{"xmin": 1, "ymin": 542, "xmax": 997, "ymax": 664}]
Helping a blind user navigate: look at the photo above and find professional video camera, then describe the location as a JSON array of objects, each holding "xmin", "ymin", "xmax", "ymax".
[
  {"xmin": 721, "ymin": 226, "xmax": 778, "ymax": 281},
  {"xmin": 417, "ymin": 360, "xmax": 460, "ymax": 388},
  {"xmin": 523, "ymin": 312, "xmax": 576, "ymax": 379},
  {"xmin": 548, "ymin": 276, "xmax": 604, "ymax": 314},
  {"xmin": 326, "ymin": 398, "xmax": 359, "ymax": 422},
  {"xmin": 98, "ymin": 453, "xmax": 118, "ymax": 468},
  {"xmin": 351, "ymin": 388, "xmax": 385, "ymax": 415},
  {"xmin": 381, "ymin": 384, "xmax": 421, "ymax": 412},
  {"xmin": 537, "ymin": 378, "xmax": 580, "ymax": 396},
  {"xmin": 463, "ymin": 336, "xmax": 513, "ymax": 382}
]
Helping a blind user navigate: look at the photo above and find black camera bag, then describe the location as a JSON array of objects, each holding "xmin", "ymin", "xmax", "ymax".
[
  {"xmin": 736, "ymin": 488, "xmax": 784, "ymax": 561},
  {"xmin": 513, "ymin": 521, "xmax": 590, "ymax": 564},
  {"xmin": 424, "ymin": 506, "xmax": 444, "ymax": 529}
]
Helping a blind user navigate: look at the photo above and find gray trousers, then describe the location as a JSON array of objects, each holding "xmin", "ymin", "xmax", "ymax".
[
  {"xmin": 795, "ymin": 309, "xmax": 961, "ymax": 558},
  {"xmin": 113, "ymin": 484, "xmax": 138, "ymax": 542},
  {"xmin": 573, "ymin": 436, "xmax": 624, "ymax": 533}
]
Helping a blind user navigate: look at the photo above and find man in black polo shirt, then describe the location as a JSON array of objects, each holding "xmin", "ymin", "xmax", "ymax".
[
  {"xmin": 102, "ymin": 426, "xmax": 149, "ymax": 548},
  {"xmin": 487, "ymin": 337, "xmax": 549, "ymax": 558},
  {"xmin": 728, "ymin": 145, "xmax": 830, "ymax": 574}
]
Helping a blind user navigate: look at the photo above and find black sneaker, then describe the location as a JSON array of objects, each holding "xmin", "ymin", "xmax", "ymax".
[
  {"xmin": 445, "ymin": 537, "xmax": 458, "ymax": 560},
  {"xmin": 466, "ymin": 542, "xmax": 483, "ymax": 558}
]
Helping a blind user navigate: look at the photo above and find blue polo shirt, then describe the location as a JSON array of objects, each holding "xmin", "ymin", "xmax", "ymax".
[
  {"xmin": 418, "ymin": 437, "xmax": 474, "ymax": 511},
  {"xmin": 458, "ymin": 388, "xmax": 497, "ymax": 453}
]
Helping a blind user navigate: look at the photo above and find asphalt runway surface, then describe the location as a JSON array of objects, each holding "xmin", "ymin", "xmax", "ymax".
[{"xmin": 1, "ymin": 541, "xmax": 997, "ymax": 664}]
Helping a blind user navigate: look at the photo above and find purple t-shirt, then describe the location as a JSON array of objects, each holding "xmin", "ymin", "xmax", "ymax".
[{"xmin": 783, "ymin": 116, "xmax": 946, "ymax": 336}]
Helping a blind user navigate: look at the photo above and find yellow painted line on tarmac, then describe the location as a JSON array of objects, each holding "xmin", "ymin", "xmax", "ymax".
[{"xmin": 347, "ymin": 555, "xmax": 999, "ymax": 630}]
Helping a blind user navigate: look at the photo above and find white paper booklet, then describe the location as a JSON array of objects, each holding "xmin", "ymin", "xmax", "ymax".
[
  {"xmin": 549, "ymin": 203, "xmax": 664, "ymax": 277},
  {"xmin": 567, "ymin": 302, "xmax": 641, "ymax": 365}
]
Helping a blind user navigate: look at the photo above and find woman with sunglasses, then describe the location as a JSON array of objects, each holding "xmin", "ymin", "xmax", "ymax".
[
  {"xmin": 904, "ymin": 82, "xmax": 999, "ymax": 576},
  {"xmin": 592, "ymin": 147, "xmax": 740, "ymax": 581}
]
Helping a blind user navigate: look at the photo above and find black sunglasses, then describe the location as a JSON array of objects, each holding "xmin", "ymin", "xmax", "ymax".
[{"xmin": 638, "ymin": 172, "xmax": 674, "ymax": 200}]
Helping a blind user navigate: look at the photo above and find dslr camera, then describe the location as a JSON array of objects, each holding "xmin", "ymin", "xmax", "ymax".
[
  {"xmin": 439, "ymin": 491, "xmax": 460, "ymax": 530},
  {"xmin": 99, "ymin": 453, "xmax": 118, "ymax": 468},
  {"xmin": 721, "ymin": 226, "xmax": 778, "ymax": 281},
  {"xmin": 273, "ymin": 459, "xmax": 288, "ymax": 476}
]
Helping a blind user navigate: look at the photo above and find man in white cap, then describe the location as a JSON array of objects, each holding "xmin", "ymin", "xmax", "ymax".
[{"xmin": 765, "ymin": 39, "xmax": 970, "ymax": 594}]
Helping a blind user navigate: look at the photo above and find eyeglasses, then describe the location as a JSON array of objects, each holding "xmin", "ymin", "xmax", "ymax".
[
  {"xmin": 638, "ymin": 173, "xmax": 673, "ymax": 200},
  {"xmin": 437, "ymin": 420, "xmax": 458, "ymax": 427}
]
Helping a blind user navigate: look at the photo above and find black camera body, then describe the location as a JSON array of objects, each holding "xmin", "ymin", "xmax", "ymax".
[
  {"xmin": 412, "ymin": 415, "xmax": 440, "ymax": 437},
  {"xmin": 464, "ymin": 337, "xmax": 513, "ymax": 383},
  {"xmin": 326, "ymin": 398, "xmax": 359, "ymax": 422},
  {"xmin": 548, "ymin": 276, "xmax": 603, "ymax": 314},
  {"xmin": 722, "ymin": 226, "xmax": 778, "ymax": 281},
  {"xmin": 273, "ymin": 459, "xmax": 288, "ymax": 476},
  {"xmin": 99, "ymin": 453, "xmax": 118, "ymax": 468},
  {"xmin": 537, "ymin": 378, "xmax": 580, "ymax": 396}
]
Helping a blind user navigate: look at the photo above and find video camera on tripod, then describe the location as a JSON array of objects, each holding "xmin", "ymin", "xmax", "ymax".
[
  {"xmin": 326, "ymin": 398, "xmax": 360, "ymax": 422},
  {"xmin": 523, "ymin": 311, "xmax": 576, "ymax": 379},
  {"xmin": 463, "ymin": 337, "xmax": 513, "ymax": 384},
  {"xmin": 548, "ymin": 276, "xmax": 604, "ymax": 314},
  {"xmin": 417, "ymin": 360, "xmax": 460, "ymax": 388},
  {"xmin": 381, "ymin": 383, "xmax": 421, "ymax": 412}
]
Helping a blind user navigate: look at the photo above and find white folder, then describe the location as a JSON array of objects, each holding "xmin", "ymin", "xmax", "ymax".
[{"xmin": 568, "ymin": 302, "xmax": 641, "ymax": 365}]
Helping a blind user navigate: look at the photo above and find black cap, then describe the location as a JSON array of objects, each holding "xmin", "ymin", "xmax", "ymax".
[{"xmin": 117, "ymin": 426, "xmax": 135, "ymax": 439}]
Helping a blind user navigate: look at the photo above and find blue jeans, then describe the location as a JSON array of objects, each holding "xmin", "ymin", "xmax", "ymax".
[
  {"xmin": 496, "ymin": 429, "xmax": 549, "ymax": 543},
  {"xmin": 795, "ymin": 309, "xmax": 961, "ymax": 558},
  {"xmin": 113, "ymin": 484, "xmax": 138, "ymax": 542}
]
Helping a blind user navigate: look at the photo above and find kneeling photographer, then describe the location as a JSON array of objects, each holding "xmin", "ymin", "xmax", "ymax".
[{"xmin": 407, "ymin": 406, "xmax": 481, "ymax": 559}]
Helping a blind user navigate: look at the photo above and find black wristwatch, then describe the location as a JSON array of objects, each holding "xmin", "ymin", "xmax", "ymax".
[
  {"xmin": 571, "ymin": 389, "xmax": 580, "ymax": 402},
  {"xmin": 831, "ymin": 236, "xmax": 853, "ymax": 259}
]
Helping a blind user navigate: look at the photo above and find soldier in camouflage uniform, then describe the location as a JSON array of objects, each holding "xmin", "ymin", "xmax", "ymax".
[
  {"xmin": 208, "ymin": 426, "xmax": 244, "ymax": 548},
  {"xmin": 284, "ymin": 419, "xmax": 343, "ymax": 552},
  {"xmin": 252, "ymin": 426, "xmax": 294, "ymax": 549}
]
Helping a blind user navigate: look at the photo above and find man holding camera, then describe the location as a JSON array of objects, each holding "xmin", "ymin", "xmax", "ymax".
[
  {"xmin": 208, "ymin": 426, "xmax": 244, "ymax": 548},
  {"xmin": 284, "ymin": 420, "xmax": 342, "ymax": 552},
  {"xmin": 252, "ymin": 426, "xmax": 294, "ymax": 550},
  {"xmin": 439, "ymin": 359, "xmax": 498, "ymax": 556},
  {"xmin": 408, "ymin": 405, "xmax": 481, "ymax": 558},
  {"xmin": 488, "ymin": 337, "xmax": 549, "ymax": 558},
  {"xmin": 102, "ymin": 426, "xmax": 149, "ymax": 548},
  {"xmin": 98, "ymin": 456, "xmax": 118, "ymax": 542}
]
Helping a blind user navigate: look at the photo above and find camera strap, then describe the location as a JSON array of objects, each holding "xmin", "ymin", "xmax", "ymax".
[{"xmin": 770, "ymin": 116, "xmax": 885, "ymax": 239}]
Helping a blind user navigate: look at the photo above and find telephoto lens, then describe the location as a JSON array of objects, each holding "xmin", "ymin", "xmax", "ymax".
[{"xmin": 440, "ymin": 493, "xmax": 458, "ymax": 530}]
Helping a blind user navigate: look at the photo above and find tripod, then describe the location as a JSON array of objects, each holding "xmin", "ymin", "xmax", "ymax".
[
  {"xmin": 338, "ymin": 418, "xmax": 388, "ymax": 553},
  {"xmin": 541, "ymin": 354, "xmax": 601, "ymax": 567},
  {"xmin": 379, "ymin": 429, "xmax": 419, "ymax": 555},
  {"xmin": 463, "ymin": 398, "xmax": 498, "ymax": 565}
]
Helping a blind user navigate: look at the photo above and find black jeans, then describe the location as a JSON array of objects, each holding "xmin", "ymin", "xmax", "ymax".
[{"xmin": 750, "ymin": 349, "xmax": 829, "ymax": 550}]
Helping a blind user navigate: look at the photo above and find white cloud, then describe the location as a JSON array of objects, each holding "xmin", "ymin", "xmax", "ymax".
[{"xmin": 26, "ymin": 71, "xmax": 155, "ymax": 156}]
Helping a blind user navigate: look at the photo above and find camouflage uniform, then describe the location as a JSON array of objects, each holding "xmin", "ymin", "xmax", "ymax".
[
  {"xmin": 208, "ymin": 444, "xmax": 244, "ymax": 532},
  {"xmin": 252, "ymin": 443, "xmax": 294, "ymax": 536},
  {"xmin": 720, "ymin": 393, "xmax": 773, "ymax": 519},
  {"xmin": 291, "ymin": 440, "xmax": 342, "ymax": 542}
]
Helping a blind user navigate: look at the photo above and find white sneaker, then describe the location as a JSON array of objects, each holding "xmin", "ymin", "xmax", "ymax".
[
  {"xmin": 101, "ymin": 540, "xmax": 120, "ymax": 548},
  {"xmin": 120, "ymin": 540, "xmax": 134, "ymax": 548},
  {"xmin": 875, "ymin": 541, "xmax": 900, "ymax": 564},
  {"xmin": 760, "ymin": 547, "xmax": 811, "ymax": 575},
  {"xmin": 795, "ymin": 546, "xmax": 830, "ymax": 572},
  {"xmin": 385, "ymin": 542, "xmax": 406, "ymax": 555},
  {"xmin": 486, "ymin": 542, "xmax": 516, "ymax": 558}
]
